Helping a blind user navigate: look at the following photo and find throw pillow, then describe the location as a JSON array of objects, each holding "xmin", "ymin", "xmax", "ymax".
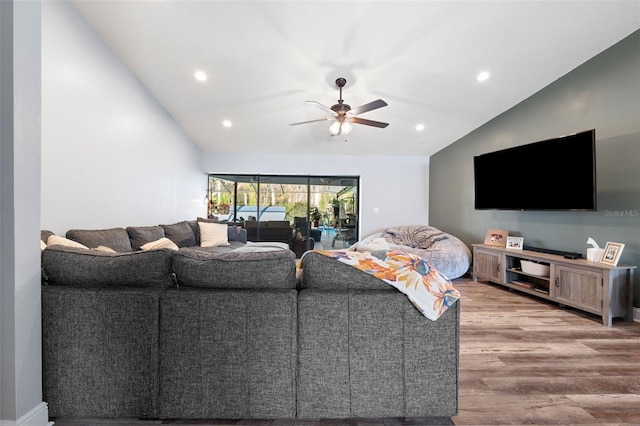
[
  {"xmin": 41, "ymin": 230, "xmax": 55, "ymax": 243},
  {"xmin": 199, "ymin": 222, "xmax": 230, "ymax": 247},
  {"xmin": 47, "ymin": 235, "xmax": 89, "ymax": 250},
  {"xmin": 197, "ymin": 217, "xmax": 242, "ymax": 241},
  {"xmin": 94, "ymin": 245, "xmax": 117, "ymax": 253},
  {"xmin": 161, "ymin": 221, "xmax": 197, "ymax": 247},
  {"xmin": 140, "ymin": 237, "xmax": 179, "ymax": 251},
  {"xmin": 41, "ymin": 240, "xmax": 47, "ymax": 251},
  {"xmin": 126, "ymin": 225, "xmax": 165, "ymax": 251},
  {"xmin": 65, "ymin": 227, "xmax": 133, "ymax": 252}
]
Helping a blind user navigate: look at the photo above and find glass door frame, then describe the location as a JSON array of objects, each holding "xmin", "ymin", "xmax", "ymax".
[{"xmin": 207, "ymin": 174, "xmax": 360, "ymax": 247}]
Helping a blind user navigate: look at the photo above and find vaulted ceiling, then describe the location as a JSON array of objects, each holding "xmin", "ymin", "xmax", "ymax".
[{"xmin": 71, "ymin": 1, "xmax": 639, "ymax": 157}]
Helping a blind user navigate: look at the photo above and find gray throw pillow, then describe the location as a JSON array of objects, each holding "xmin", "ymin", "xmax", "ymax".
[
  {"xmin": 126, "ymin": 225, "xmax": 166, "ymax": 251},
  {"xmin": 41, "ymin": 230, "xmax": 55, "ymax": 243},
  {"xmin": 187, "ymin": 220, "xmax": 200, "ymax": 245},
  {"xmin": 66, "ymin": 227, "xmax": 133, "ymax": 252},
  {"xmin": 161, "ymin": 221, "xmax": 197, "ymax": 247}
]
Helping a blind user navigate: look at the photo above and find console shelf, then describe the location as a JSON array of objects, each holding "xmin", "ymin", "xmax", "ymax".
[{"xmin": 472, "ymin": 244, "xmax": 636, "ymax": 326}]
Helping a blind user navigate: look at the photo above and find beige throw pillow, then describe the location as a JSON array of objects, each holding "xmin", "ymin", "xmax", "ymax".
[
  {"xmin": 199, "ymin": 222, "xmax": 230, "ymax": 247},
  {"xmin": 94, "ymin": 245, "xmax": 117, "ymax": 253},
  {"xmin": 47, "ymin": 235, "xmax": 89, "ymax": 249},
  {"xmin": 41, "ymin": 240, "xmax": 47, "ymax": 251},
  {"xmin": 140, "ymin": 237, "xmax": 179, "ymax": 251}
]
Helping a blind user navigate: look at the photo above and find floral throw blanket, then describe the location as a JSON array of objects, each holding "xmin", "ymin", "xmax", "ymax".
[{"xmin": 311, "ymin": 249, "xmax": 460, "ymax": 320}]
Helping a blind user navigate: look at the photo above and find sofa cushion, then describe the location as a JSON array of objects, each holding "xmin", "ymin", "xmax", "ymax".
[
  {"xmin": 42, "ymin": 245, "xmax": 175, "ymax": 288},
  {"xmin": 267, "ymin": 220, "xmax": 291, "ymax": 228},
  {"xmin": 227, "ymin": 225, "xmax": 245, "ymax": 242},
  {"xmin": 172, "ymin": 248, "xmax": 296, "ymax": 289},
  {"xmin": 300, "ymin": 251, "xmax": 394, "ymax": 291},
  {"xmin": 297, "ymin": 289, "xmax": 459, "ymax": 418},
  {"xmin": 160, "ymin": 221, "xmax": 197, "ymax": 248},
  {"xmin": 127, "ymin": 225, "xmax": 166, "ymax": 251},
  {"xmin": 66, "ymin": 227, "xmax": 133, "ymax": 252},
  {"xmin": 158, "ymin": 288, "xmax": 297, "ymax": 419}
]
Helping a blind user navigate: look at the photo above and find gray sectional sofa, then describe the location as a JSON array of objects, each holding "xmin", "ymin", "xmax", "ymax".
[{"xmin": 40, "ymin": 220, "xmax": 460, "ymax": 421}]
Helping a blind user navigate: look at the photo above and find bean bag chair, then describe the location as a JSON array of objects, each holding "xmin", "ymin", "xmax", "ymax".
[{"xmin": 354, "ymin": 225, "xmax": 471, "ymax": 279}]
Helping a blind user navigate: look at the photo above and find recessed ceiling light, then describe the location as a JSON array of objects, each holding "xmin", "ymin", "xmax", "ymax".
[
  {"xmin": 415, "ymin": 124, "xmax": 425, "ymax": 131},
  {"xmin": 222, "ymin": 120, "xmax": 232, "ymax": 128},
  {"xmin": 476, "ymin": 71, "xmax": 490, "ymax": 82},
  {"xmin": 194, "ymin": 71, "xmax": 207, "ymax": 82}
]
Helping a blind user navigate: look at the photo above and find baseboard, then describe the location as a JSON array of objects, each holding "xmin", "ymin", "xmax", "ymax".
[
  {"xmin": 0, "ymin": 402, "xmax": 50, "ymax": 426},
  {"xmin": 634, "ymin": 307, "xmax": 640, "ymax": 322}
]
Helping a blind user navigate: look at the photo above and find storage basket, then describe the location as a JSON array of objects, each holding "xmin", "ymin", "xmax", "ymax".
[{"xmin": 520, "ymin": 260, "xmax": 550, "ymax": 277}]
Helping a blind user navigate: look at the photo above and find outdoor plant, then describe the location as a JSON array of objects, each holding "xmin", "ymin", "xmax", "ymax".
[{"xmin": 310, "ymin": 207, "xmax": 322, "ymax": 222}]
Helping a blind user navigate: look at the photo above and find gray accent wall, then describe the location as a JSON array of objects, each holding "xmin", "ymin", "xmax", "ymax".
[{"xmin": 430, "ymin": 31, "xmax": 640, "ymax": 307}]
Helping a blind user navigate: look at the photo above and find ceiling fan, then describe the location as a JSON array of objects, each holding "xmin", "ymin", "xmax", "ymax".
[{"xmin": 289, "ymin": 78, "xmax": 389, "ymax": 136}]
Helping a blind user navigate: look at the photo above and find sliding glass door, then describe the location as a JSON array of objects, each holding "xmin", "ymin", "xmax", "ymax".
[{"xmin": 207, "ymin": 174, "xmax": 360, "ymax": 248}]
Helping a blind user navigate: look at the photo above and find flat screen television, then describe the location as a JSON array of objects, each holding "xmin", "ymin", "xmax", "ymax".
[{"xmin": 474, "ymin": 129, "xmax": 597, "ymax": 211}]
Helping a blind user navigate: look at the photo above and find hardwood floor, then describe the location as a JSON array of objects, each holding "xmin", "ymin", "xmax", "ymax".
[
  {"xmin": 51, "ymin": 277, "xmax": 640, "ymax": 426},
  {"xmin": 453, "ymin": 278, "xmax": 640, "ymax": 425}
]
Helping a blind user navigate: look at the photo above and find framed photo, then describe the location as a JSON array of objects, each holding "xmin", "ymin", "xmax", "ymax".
[
  {"xmin": 484, "ymin": 229, "xmax": 508, "ymax": 247},
  {"xmin": 506, "ymin": 236, "xmax": 524, "ymax": 250},
  {"xmin": 599, "ymin": 242, "xmax": 625, "ymax": 266}
]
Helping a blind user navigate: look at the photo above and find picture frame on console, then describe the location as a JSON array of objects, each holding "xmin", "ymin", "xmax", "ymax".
[
  {"xmin": 484, "ymin": 229, "xmax": 508, "ymax": 247},
  {"xmin": 600, "ymin": 242, "xmax": 624, "ymax": 266},
  {"xmin": 506, "ymin": 236, "xmax": 524, "ymax": 250}
]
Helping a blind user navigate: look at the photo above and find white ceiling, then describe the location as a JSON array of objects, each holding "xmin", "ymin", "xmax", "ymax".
[{"xmin": 71, "ymin": 1, "xmax": 640, "ymax": 157}]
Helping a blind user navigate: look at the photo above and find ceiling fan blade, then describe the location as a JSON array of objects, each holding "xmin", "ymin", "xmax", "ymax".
[
  {"xmin": 306, "ymin": 101, "xmax": 338, "ymax": 116},
  {"xmin": 351, "ymin": 117, "xmax": 389, "ymax": 128},
  {"xmin": 289, "ymin": 117, "xmax": 334, "ymax": 126},
  {"xmin": 349, "ymin": 99, "xmax": 388, "ymax": 116}
]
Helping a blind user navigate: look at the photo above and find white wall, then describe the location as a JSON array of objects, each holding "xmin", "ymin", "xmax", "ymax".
[
  {"xmin": 202, "ymin": 152, "xmax": 430, "ymax": 238},
  {"xmin": 41, "ymin": 1, "xmax": 205, "ymax": 236},
  {"xmin": 0, "ymin": 1, "xmax": 49, "ymax": 424}
]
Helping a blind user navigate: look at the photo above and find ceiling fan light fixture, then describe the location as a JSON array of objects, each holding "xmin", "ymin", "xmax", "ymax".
[
  {"xmin": 329, "ymin": 120, "xmax": 353, "ymax": 136},
  {"xmin": 290, "ymin": 77, "xmax": 388, "ymax": 138}
]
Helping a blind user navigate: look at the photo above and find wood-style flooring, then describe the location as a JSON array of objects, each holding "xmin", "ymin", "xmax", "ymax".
[
  {"xmin": 454, "ymin": 278, "xmax": 640, "ymax": 425},
  {"xmin": 51, "ymin": 277, "xmax": 640, "ymax": 426}
]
